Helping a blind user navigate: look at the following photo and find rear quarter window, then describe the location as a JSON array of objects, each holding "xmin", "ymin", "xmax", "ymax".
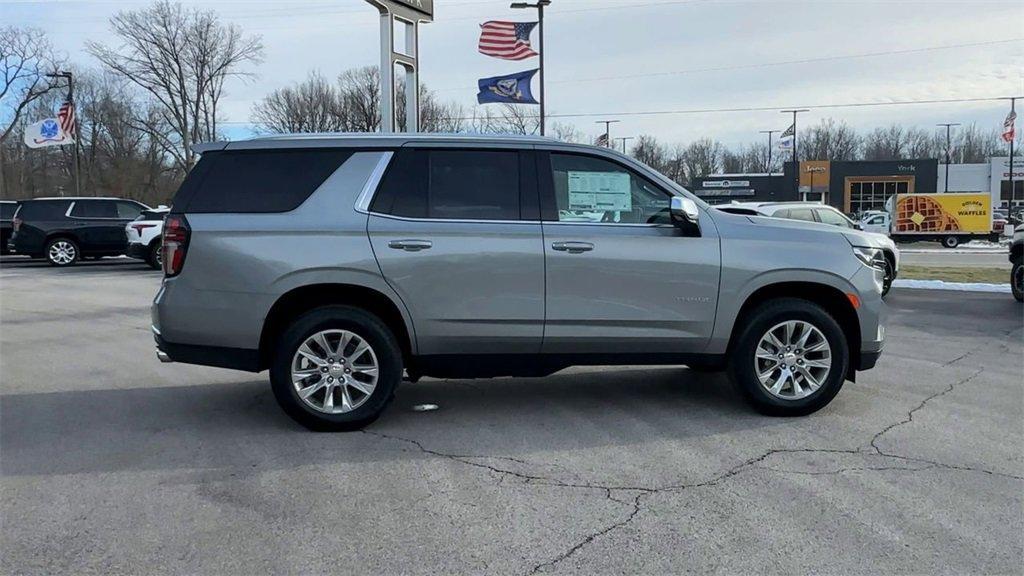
[
  {"xmin": 15, "ymin": 200, "xmax": 72, "ymax": 220},
  {"xmin": 0, "ymin": 203, "xmax": 18, "ymax": 219},
  {"xmin": 174, "ymin": 149, "xmax": 353, "ymax": 213}
]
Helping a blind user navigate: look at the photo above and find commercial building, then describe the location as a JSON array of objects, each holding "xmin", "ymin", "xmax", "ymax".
[
  {"xmin": 938, "ymin": 157, "xmax": 1024, "ymax": 209},
  {"xmin": 692, "ymin": 159, "xmax": 939, "ymax": 215}
]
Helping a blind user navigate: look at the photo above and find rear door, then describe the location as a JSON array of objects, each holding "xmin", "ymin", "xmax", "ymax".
[
  {"xmin": 367, "ymin": 147, "xmax": 545, "ymax": 355},
  {"xmin": 538, "ymin": 150, "xmax": 720, "ymax": 354},
  {"xmin": 69, "ymin": 200, "xmax": 115, "ymax": 250}
]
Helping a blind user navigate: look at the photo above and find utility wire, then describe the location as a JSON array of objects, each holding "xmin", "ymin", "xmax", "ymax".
[{"xmin": 218, "ymin": 95, "xmax": 1022, "ymax": 124}]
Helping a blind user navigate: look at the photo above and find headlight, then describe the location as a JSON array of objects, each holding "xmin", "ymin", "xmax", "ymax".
[{"xmin": 853, "ymin": 246, "xmax": 886, "ymax": 271}]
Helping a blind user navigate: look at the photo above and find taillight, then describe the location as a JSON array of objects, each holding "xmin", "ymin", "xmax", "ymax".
[
  {"xmin": 162, "ymin": 215, "xmax": 190, "ymax": 277},
  {"xmin": 12, "ymin": 217, "xmax": 21, "ymax": 232}
]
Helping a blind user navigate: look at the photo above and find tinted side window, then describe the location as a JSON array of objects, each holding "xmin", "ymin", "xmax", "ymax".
[
  {"xmin": 429, "ymin": 151, "xmax": 519, "ymax": 220},
  {"xmin": 115, "ymin": 201, "xmax": 144, "ymax": 219},
  {"xmin": 16, "ymin": 200, "xmax": 71, "ymax": 220},
  {"xmin": 0, "ymin": 203, "xmax": 17, "ymax": 219},
  {"xmin": 181, "ymin": 149, "xmax": 353, "ymax": 213},
  {"xmin": 549, "ymin": 153, "xmax": 671, "ymax": 224},
  {"xmin": 71, "ymin": 200, "xmax": 117, "ymax": 218},
  {"xmin": 372, "ymin": 150, "xmax": 522, "ymax": 221},
  {"xmin": 772, "ymin": 209, "xmax": 790, "ymax": 219}
]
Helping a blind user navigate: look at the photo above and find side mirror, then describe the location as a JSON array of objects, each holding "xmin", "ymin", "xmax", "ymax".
[
  {"xmin": 670, "ymin": 196, "xmax": 701, "ymax": 235},
  {"xmin": 854, "ymin": 222, "xmax": 864, "ymax": 230}
]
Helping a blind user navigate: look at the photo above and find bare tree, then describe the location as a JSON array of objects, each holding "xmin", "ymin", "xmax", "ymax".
[
  {"xmin": 88, "ymin": 0, "xmax": 263, "ymax": 171},
  {"xmin": 630, "ymin": 134, "xmax": 668, "ymax": 172},
  {"xmin": 252, "ymin": 72, "xmax": 344, "ymax": 133},
  {"xmin": 799, "ymin": 118, "xmax": 859, "ymax": 161},
  {"xmin": 1, "ymin": 26, "xmax": 63, "ymax": 196},
  {"xmin": 861, "ymin": 124, "xmax": 907, "ymax": 160},
  {"xmin": 721, "ymin": 149, "xmax": 743, "ymax": 173},
  {"xmin": 682, "ymin": 138, "xmax": 723, "ymax": 183},
  {"xmin": 549, "ymin": 121, "xmax": 583, "ymax": 143}
]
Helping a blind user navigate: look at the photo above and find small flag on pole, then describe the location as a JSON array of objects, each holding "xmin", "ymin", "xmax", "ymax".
[
  {"xmin": 478, "ymin": 21, "xmax": 538, "ymax": 61},
  {"xmin": 58, "ymin": 97, "xmax": 76, "ymax": 139},
  {"xmin": 477, "ymin": 69, "xmax": 540, "ymax": 105},
  {"xmin": 1003, "ymin": 109, "xmax": 1017, "ymax": 143},
  {"xmin": 595, "ymin": 133, "xmax": 609, "ymax": 147},
  {"xmin": 777, "ymin": 122, "xmax": 795, "ymax": 150}
]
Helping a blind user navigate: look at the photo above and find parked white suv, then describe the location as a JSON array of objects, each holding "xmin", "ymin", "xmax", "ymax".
[
  {"xmin": 719, "ymin": 201, "xmax": 899, "ymax": 296},
  {"xmin": 125, "ymin": 206, "xmax": 169, "ymax": 269}
]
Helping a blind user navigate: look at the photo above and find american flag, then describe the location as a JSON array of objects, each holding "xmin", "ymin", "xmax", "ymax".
[
  {"xmin": 58, "ymin": 97, "xmax": 76, "ymax": 138},
  {"xmin": 595, "ymin": 133, "xmax": 610, "ymax": 147},
  {"xmin": 478, "ymin": 21, "xmax": 538, "ymax": 61},
  {"xmin": 1003, "ymin": 109, "xmax": 1016, "ymax": 143}
]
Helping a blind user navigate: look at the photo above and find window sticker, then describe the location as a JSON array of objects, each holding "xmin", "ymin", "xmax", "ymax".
[{"xmin": 567, "ymin": 171, "xmax": 632, "ymax": 212}]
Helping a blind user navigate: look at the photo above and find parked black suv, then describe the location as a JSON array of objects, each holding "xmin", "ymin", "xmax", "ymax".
[
  {"xmin": 8, "ymin": 197, "xmax": 149, "ymax": 266},
  {"xmin": 1, "ymin": 200, "xmax": 18, "ymax": 255}
]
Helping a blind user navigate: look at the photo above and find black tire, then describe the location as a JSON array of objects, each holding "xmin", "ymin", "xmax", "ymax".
[
  {"xmin": 1012, "ymin": 260, "xmax": 1023, "ymax": 303},
  {"xmin": 942, "ymin": 235, "xmax": 960, "ymax": 249},
  {"xmin": 881, "ymin": 256, "xmax": 894, "ymax": 297},
  {"xmin": 45, "ymin": 237, "xmax": 79, "ymax": 267},
  {"xmin": 270, "ymin": 305, "xmax": 402, "ymax": 431},
  {"xmin": 146, "ymin": 242, "xmax": 162, "ymax": 270},
  {"xmin": 727, "ymin": 298, "xmax": 849, "ymax": 416}
]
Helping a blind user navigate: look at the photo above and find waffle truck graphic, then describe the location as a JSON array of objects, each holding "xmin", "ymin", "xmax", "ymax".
[{"xmin": 887, "ymin": 193, "xmax": 997, "ymax": 248}]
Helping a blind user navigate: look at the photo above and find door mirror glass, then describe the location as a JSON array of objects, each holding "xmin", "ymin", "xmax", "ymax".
[{"xmin": 670, "ymin": 196, "xmax": 700, "ymax": 231}]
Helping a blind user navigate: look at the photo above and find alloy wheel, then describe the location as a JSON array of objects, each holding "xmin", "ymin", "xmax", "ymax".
[
  {"xmin": 754, "ymin": 320, "xmax": 832, "ymax": 400},
  {"xmin": 48, "ymin": 241, "xmax": 76, "ymax": 265},
  {"xmin": 290, "ymin": 329, "xmax": 379, "ymax": 414}
]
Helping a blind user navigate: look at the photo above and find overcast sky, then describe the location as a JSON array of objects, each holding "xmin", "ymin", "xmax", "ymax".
[{"xmin": 6, "ymin": 0, "xmax": 1024, "ymax": 146}]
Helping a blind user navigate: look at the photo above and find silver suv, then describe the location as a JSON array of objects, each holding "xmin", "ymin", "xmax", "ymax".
[{"xmin": 153, "ymin": 134, "xmax": 887, "ymax": 431}]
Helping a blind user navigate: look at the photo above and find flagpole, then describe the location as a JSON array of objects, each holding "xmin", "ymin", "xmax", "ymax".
[
  {"xmin": 759, "ymin": 130, "xmax": 779, "ymax": 173},
  {"xmin": 781, "ymin": 109, "xmax": 808, "ymax": 200},
  {"xmin": 1010, "ymin": 97, "xmax": 1016, "ymax": 207},
  {"xmin": 511, "ymin": 1, "xmax": 551, "ymax": 136},
  {"xmin": 46, "ymin": 71, "xmax": 80, "ymax": 197}
]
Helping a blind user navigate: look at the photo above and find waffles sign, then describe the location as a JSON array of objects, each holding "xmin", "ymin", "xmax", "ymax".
[{"xmin": 894, "ymin": 193, "xmax": 992, "ymax": 234}]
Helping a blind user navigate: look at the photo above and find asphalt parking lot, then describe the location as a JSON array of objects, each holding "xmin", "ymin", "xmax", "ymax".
[{"xmin": 1, "ymin": 256, "xmax": 1021, "ymax": 575}]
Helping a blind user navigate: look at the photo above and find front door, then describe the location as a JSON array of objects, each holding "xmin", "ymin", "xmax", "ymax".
[
  {"xmin": 367, "ymin": 148, "xmax": 545, "ymax": 355},
  {"xmin": 538, "ymin": 151, "xmax": 721, "ymax": 354}
]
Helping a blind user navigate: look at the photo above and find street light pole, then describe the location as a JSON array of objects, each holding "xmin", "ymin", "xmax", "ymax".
[
  {"xmin": 781, "ymin": 109, "xmax": 808, "ymax": 199},
  {"xmin": 510, "ymin": 0, "xmax": 551, "ymax": 135},
  {"xmin": 759, "ymin": 129, "xmax": 779, "ymax": 173},
  {"xmin": 595, "ymin": 119, "xmax": 619, "ymax": 147},
  {"xmin": 937, "ymin": 122, "xmax": 960, "ymax": 193},
  {"xmin": 615, "ymin": 136, "xmax": 634, "ymax": 154},
  {"xmin": 46, "ymin": 71, "xmax": 80, "ymax": 197}
]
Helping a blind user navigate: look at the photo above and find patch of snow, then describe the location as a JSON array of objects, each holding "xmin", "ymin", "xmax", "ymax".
[{"xmin": 892, "ymin": 279, "xmax": 1011, "ymax": 293}]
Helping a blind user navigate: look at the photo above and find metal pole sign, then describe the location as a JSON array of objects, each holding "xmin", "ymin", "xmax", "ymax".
[{"xmin": 364, "ymin": 0, "xmax": 433, "ymax": 133}]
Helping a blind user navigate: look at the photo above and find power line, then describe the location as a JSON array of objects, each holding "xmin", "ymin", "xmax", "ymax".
[{"xmin": 218, "ymin": 95, "xmax": 1022, "ymax": 124}]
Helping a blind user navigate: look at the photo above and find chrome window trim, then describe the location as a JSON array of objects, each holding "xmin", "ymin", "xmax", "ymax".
[
  {"xmin": 366, "ymin": 211, "xmax": 540, "ymax": 225},
  {"xmin": 354, "ymin": 151, "xmax": 395, "ymax": 214},
  {"xmin": 544, "ymin": 220, "xmax": 674, "ymax": 228},
  {"xmin": 66, "ymin": 199, "xmax": 142, "ymax": 220}
]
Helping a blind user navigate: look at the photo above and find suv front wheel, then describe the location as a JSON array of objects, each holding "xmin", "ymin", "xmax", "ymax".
[
  {"xmin": 46, "ymin": 237, "xmax": 79, "ymax": 266},
  {"xmin": 728, "ymin": 298, "xmax": 849, "ymax": 416},
  {"xmin": 270, "ymin": 305, "xmax": 402, "ymax": 431}
]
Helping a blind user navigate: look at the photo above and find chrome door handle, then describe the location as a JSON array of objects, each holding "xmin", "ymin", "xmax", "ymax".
[
  {"xmin": 388, "ymin": 239, "xmax": 433, "ymax": 252},
  {"xmin": 552, "ymin": 241, "xmax": 594, "ymax": 254}
]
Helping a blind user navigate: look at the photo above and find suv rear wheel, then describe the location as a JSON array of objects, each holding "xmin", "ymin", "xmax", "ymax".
[
  {"xmin": 270, "ymin": 305, "xmax": 402, "ymax": 431},
  {"xmin": 46, "ymin": 237, "xmax": 79, "ymax": 266},
  {"xmin": 146, "ymin": 242, "xmax": 162, "ymax": 270},
  {"xmin": 728, "ymin": 298, "xmax": 849, "ymax": 416}
]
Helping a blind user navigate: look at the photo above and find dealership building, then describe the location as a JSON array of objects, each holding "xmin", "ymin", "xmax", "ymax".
[{"xmin": 692, "ymin": 156, "xmax": 1021, "ymax": 213}]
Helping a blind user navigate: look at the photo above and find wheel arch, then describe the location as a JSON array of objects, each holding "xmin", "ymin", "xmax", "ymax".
[
  {"xmin": 728, "ymin": 281, "xmax": 862, "ymax": 376},
  {"xmin": 258, "ymin": 283, "xmax": 415, "ymax": 371}
]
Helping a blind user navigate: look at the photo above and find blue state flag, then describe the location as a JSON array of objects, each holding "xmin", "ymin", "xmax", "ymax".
[{"xmin": 477, "ymin": 69, "xmax": 539, "ymax": 105}]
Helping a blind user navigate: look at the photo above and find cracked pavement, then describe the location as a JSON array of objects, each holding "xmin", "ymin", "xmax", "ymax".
[{"xmin": 2, "ymin": 257, "xmax": 1022, "ymax": 574}]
